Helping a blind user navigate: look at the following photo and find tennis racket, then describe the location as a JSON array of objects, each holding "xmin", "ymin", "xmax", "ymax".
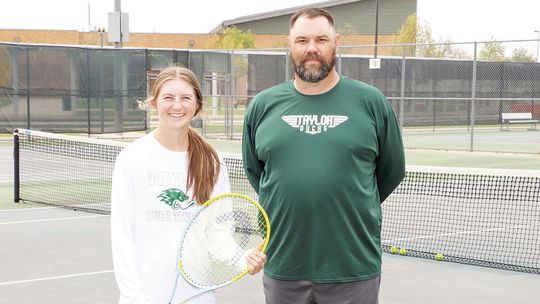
[{"xmin": 169, "ymin": 193, "xmax": 270, "ymax": 304}]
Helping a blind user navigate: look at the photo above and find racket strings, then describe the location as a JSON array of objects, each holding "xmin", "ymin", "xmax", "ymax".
[{"xmin": 180, "ymin": 195, "xmax": 268, "ymax": 288}]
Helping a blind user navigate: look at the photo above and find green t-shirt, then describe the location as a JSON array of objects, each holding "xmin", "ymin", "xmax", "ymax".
[{"xmin": 242, "ymin": 76, "xmax": 405, "ymax": 283}]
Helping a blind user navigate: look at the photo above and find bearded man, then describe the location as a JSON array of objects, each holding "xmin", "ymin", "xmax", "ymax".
[{"xmin": 242, "ymin": 7, "xmax": 406, "ymax": 304}]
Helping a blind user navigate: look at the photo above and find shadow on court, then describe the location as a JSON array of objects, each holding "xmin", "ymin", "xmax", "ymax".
[{"xmin": 0, "ymin": 207, "xmax": 538, "ymax": 304}]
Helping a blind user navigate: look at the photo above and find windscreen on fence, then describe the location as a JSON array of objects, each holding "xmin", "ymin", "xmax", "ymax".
[
  {"xmin": 0, "ymin": 44, "xmax": 148, "ymax": 133},
  {"xmin": 2, "ymin": 43, "xmax": 539, "ymax": 135}
]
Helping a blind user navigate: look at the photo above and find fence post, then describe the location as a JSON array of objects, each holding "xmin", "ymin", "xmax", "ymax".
[
  {"xmin": 400, "ymin": 45, "xmax": 406, "ymax": 130},
  {"xmin": 470, "ymin": 42, "xmax": 478, "ymax": 152},
  {"xmin": 26, "ymin": 47, "xmax": 30, "ymax": 130},
  {"xmin": 101, "ymin": 48, "xmax": 106, "ymax": 133},
  {"xmin": 337, "ymin": 46, "xmax": 342, "ymax": 74},
  {"xmin": 86, "ymin": 48, "xmax": 91, "ymax": 136},
  {"xmin": 228, "ymin": 50, "xmax": 234, "ymax": 139},
  {"xmin": 285, "ymin": 51, "xmax": 290, "ymax": 81}
]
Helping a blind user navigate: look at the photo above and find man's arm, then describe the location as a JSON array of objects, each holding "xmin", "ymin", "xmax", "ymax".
[
  {"xmin": 241, "ymin": 98, "xmax": 264, "ymax": 194},
  {"xmin": 375, "ymin": 96, "xmax": 406, "ymax": 203}
]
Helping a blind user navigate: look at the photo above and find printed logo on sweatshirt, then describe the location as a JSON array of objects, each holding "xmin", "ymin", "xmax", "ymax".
[
  {"xmin": 157, "ymin": 188, "xmax": 195, "ymax": 210},
  {"xmin": 148, "ymin": 171, "xmax": 183, "ymax": 186},
  {"xmin": 282, "ymin": 115, "xmax": 348, "ymax": 135}
]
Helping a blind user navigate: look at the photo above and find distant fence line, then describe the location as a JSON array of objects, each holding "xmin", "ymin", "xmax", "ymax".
[{"xmin": 1, "ymin": 40, "xmax": 539, "ymax": 151}]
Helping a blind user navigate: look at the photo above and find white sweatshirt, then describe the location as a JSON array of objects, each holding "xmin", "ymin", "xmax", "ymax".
[{"xmin": 111, "ymin": 132, "xmax": 231, "ymax": 304}]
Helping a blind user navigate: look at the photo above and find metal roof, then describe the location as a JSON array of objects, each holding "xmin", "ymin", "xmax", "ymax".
[{"xmin": 209, "ymin": 0, "xmax": 365, "ymax": 34}]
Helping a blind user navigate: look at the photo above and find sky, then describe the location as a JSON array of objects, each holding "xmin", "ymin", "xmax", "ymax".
[{"xmin": 1, "ymin": 0, "xmax": 539, "ymax": 54}]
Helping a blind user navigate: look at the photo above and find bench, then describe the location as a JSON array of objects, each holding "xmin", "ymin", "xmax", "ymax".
[{"xmin": 500, "ymin": 112, "xmax": 539, "ymax": 131}]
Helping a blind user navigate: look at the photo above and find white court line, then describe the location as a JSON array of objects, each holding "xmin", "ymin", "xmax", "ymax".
[
  {"xmin": 0, "ymin": 270, "xmax": 114, "ymax": 286},
  {"xmin": 0, "ymin": 206, "xmax": 60, "ymax": 212},
  {"xmin": 0, "ymin": 215, "xmax": 108, "ymax": 225}
]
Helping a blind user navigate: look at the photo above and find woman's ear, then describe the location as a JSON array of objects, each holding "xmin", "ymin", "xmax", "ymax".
[{"xmin": 149, "ymin": 98, "xmax": 157, "ymax": 109}]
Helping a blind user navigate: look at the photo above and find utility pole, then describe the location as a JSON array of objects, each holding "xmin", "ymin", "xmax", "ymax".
[
  {"xmin": 114, "ymin": 0, "xmax": 122, "ymax": 48},
  {"xmin": 534, "ymin": 30, "xmax": 539, "ymax": 62},
  {"xmin": 88, "ymin": 2, "xmax": 91, "ymax": 30},
  {"xmin": 374, "ymin": 0, "xmax": 379, "ymax": 58}
]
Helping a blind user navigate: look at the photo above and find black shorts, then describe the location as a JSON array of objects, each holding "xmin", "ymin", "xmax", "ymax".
[{"xmin": 263, "ymin": 274, "xmax": 380, "ymax": 304}]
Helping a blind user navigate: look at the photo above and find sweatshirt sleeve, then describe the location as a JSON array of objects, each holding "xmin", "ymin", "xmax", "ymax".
[
  {"xmin": 242, "ymin": 97, "xmax": 264, "ymax": 194},
  {"xmin": 110, "ymin": 154, "xmax": 153, "ymax": 304},
  {"xmin": 375, "ymin": 95, "xmax": 406, "ymax": 203}
]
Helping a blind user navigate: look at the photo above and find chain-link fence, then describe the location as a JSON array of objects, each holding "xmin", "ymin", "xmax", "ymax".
[
  {"xmin": 1, "ymin": 41, "xmax": 539, "ymax": 153},
  {"xmin": 337, "ymin": 40, "xmax": 540, "ymax": 153},
  {"xmin": 193, "ymin": 41, "xmax": 540, "ymax": 154},
  {"xmin": 0, "ymin": 44, "xmax": 148, "ymax": 133}
]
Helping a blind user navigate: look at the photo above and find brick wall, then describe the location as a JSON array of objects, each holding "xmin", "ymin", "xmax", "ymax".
[
  {"xmin": 0, "ymin": 29, "xmax": 80, "ymax": 45},
  {"xmin": 0, "ymin": 29, "xmax": 394, "ymax": 50}
]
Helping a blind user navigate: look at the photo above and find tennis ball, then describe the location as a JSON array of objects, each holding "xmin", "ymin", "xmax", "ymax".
[
  {"xmin": 435, "ymin": 253, "xmax": 444, "ymax": 261},
  {"xmin": 390, "ymin": 246, "xmax": 398, "ymax": 254},
  {"xmin": 399, "ymin": 248, "xmax": 407, "ymax": 256}
]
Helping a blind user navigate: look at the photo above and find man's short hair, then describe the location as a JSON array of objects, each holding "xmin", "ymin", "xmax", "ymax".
[{"xmin": 289, "ymin": 8, "xmax": 335, "ymax": 30}]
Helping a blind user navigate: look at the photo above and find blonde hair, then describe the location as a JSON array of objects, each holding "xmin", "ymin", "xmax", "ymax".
[{"xmin": 145, "ymin": 66, "xmax": 221, "ymax": 204}]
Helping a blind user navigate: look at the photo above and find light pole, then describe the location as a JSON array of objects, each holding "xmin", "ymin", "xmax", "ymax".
[
  {"xmin": 114, "ymin": 0, "xmax": 122, "ymax": 49},
  {"xmin": 534, "ymin": 30, "xmax": 539, "ymax": 62},
  {"xmin": 374, "ymin": 0, "xmax": 379, "ymax": 58}
]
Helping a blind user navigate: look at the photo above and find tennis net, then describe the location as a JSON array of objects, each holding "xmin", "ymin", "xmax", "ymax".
[{"xmin": 13, "ymin": 129, "xmax": 540, "ymax": 274}]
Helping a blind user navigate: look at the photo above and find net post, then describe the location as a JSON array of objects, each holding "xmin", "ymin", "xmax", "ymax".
[{"xmin": 13, "ymin": 129, "xmax": 20, "ymax": 203}]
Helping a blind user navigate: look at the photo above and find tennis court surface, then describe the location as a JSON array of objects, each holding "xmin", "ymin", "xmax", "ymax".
[
  {"xmin": 1, "ymin": 206, "xmax": 538, "ymax": 304},
  {"xmin": 1, "ymin": 130, "xmax": 539, "ymax": 303}
]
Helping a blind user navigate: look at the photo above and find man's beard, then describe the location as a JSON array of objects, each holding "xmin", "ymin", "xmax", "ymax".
[{"xmin": 291, "ymin": 49, "xmax": 336, "ymax": 83}]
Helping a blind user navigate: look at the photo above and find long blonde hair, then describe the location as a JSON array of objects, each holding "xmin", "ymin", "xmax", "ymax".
[{"xmin": 145, "ymin": 66, "xmax": 221, "ymax": 204}]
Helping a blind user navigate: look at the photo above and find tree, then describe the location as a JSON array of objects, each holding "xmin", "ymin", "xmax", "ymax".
[
  {"xmin": 478, "ymin": 38, "xmax": 507, "ymax": 61},
  {"xmin": 205, "ymin": 26, "xmax": 255, "ymax": 49},
  {"xmin": 391, "ymin": 14, "xmax": 417, "ymax": 56},
  {"xmin": 392, "ymin": 14, "xmax": 470, "ymax": 59},
  {"xmin": 510, "ymin": 47, "xmax": 536, "ymax": 62},
  {"xmin": 204, "ymin": 27, "xmax": 255, "ymax": 85},
  {"xmin": 445, "ymin": 47, "xmax": 470, "ymax": 59}
]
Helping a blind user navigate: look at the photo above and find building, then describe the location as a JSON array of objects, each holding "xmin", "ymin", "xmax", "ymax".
[
  {"xmin": 212, "ymin": 0, "xmax": 416, "ymax": 36},
  {"xmin": 0, "ymin": 0, "xmax": 416, "ymax": 49}
]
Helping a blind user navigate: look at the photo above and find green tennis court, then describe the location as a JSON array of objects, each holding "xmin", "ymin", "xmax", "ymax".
[
  {"xmin": 402, "ymin": 129, "xmax": 540, "ymax": 154},
  {"xmin": 206, "ymin": 138, "xmax": 540, "ymax": 170}
]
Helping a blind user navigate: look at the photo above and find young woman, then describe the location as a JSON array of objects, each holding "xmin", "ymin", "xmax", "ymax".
[{"xmin": 111, "ymin": 66, "xmax": 266, "ymax": 304}]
